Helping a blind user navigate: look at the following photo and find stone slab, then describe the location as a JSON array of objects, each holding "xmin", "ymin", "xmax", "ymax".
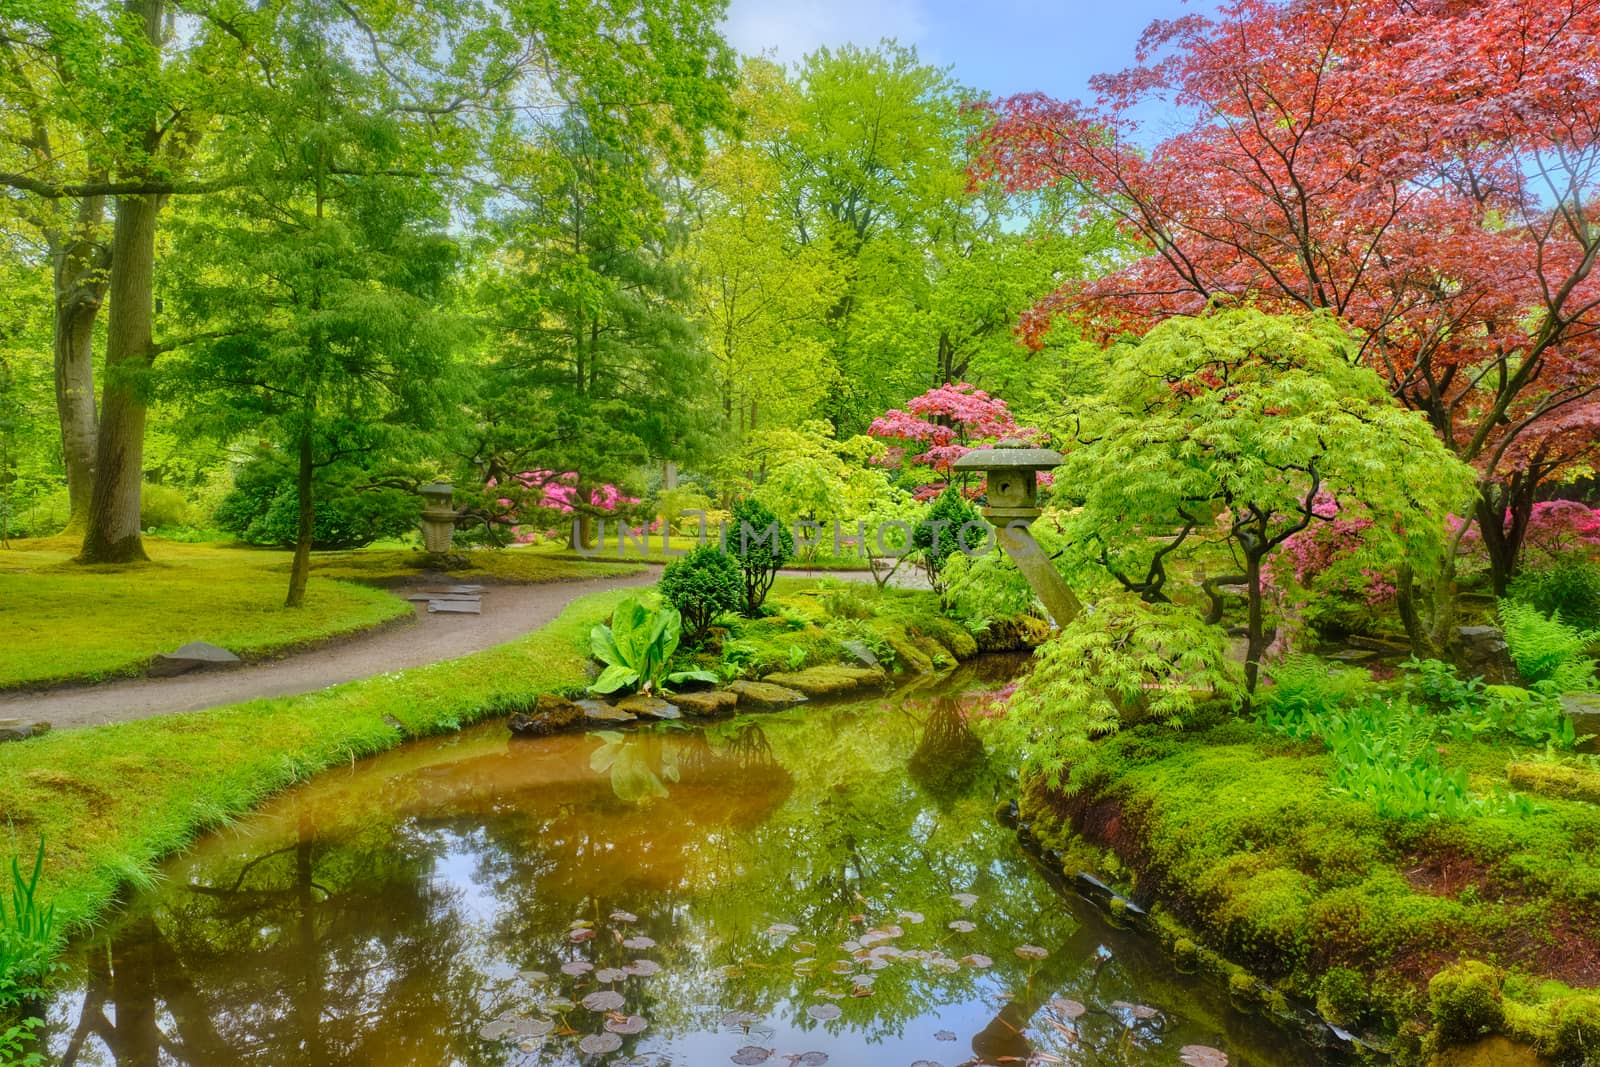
[
  {"xmin": 150, "ymin": 640, "xmax": 243, "ymax": 678},
  {"xmin": 672, "ymin": 689, "xmax": 740, "ymax": 717},
  {"xmin": 726, "ymin": 679, "xmax": 807, "ymax": 709},
  {"xmin": 616, "ymin": 694, "xmax": 681, "ymax": 720},
  {"xmin": 578, "ymin": 699, "xmax": 636, "ymax": 723},
  {"xmin": 427, "ymin": 600, "xmax": 482, "ymax": 614}
]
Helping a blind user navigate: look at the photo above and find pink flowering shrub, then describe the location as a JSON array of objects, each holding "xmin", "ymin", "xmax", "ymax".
[
  {"xmin": 868, "ymin": 383, "xmax": 1045, "ymax": 500},
  {"xmin": 486, "ymin": 470, "xmax": 638, "ymax": 544},
  {"xmin": 1267, "ymin": 495, "xmax": 1399, "ymax": 635}
]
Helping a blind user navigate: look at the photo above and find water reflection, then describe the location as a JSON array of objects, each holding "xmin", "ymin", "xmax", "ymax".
[{"xmin": 44, "ymin": 664, "xmax": 1309, "ymax": 1066}]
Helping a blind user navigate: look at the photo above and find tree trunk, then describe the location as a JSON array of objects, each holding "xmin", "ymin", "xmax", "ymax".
[
  {"xmin": 286, "ymin": 425, "xmax": 314, "ymax": 608},
  {"xmin": 1244, "ymin": 552, "xmax": 1267, "ymax": 692},
  {"xmin": 79, "ymin": 0, "xmax": 164, "ymax": 564},
  {"xmin": 78, "ymin": 189, "xmax": 159, "ymax": 563},
  {"xmin": 53, "ymin": 195, "xmax": 108, "ymax": 533}
]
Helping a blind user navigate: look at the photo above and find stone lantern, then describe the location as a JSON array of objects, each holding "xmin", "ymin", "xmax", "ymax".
[
  {"xmin": 419, "ymin": 481, "xmax": 457, "ymax": 554},
  {"xmin": 952, "ymin": 440, "xmax": 1081, "ymax": 627}
]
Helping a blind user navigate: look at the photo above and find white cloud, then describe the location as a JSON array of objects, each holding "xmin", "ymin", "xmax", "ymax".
[{"xmin": 722, "ymin": 0, "xmax": 931, "ymax": 62}]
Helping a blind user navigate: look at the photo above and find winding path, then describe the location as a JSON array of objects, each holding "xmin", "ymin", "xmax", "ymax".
[{"xmin": 0, "ymin": 565, "xmax": 902, "ymax": 731}]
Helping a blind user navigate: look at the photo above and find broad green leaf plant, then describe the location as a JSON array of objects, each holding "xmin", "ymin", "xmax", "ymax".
[{"xmin": 589, "ymin": 598, "xmax": 719, "ymax": 697}]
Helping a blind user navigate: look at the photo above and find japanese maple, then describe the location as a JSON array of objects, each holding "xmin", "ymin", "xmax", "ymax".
[
  {"xmin": 972, "ymin": 0, "xmax": 1600, "ymax": 598},
  {"xmin": 868, "ymin": 382, "xmax": 1040, "ymax": 499}
]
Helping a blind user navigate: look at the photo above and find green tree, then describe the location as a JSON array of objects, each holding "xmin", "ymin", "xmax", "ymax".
[
  {"xmin": 727, "ymin": 496, "xmax": 794, "ymax": 616},
  {"xmin": 1056, "ymin": 308, "xmax": 1474, "ymax": 689},
  {"xmin": 659, "ymin": 545, "xmax": 742, "ymax": 645}
]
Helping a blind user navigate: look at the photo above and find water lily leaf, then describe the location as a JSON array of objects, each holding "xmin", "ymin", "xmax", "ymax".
[
  {"xmin": 947, "ymin": 920, "xmax": 976, "ymax": 933},
  {"xmin": 605, "ymin": 1015, "xmax": 649, "ymax": 1035},
  {"xmin": 478, "ymin": 1019, "xmax": 517, "ymax": 1041},
  {"xmin": 579, "ymin": 1032, "xmax": 623, "ymax": 1055},
  {"xmin": 595, "ymin": 967, "xmax": 629, "ymax": 983},
  {"xmin": 731, "ymin": 1047, "xmax": 772, "ymax": 1065},
  {"xmin": 934, "ymin": 1030, "xmax": 956, "ymax": 1041},
  {"xmin": 560, "ymin": 962, "xmax": 594, "ymax": 976},
  {"xmin": 569, "ymin": 928, "xmax": 597, "ymax": 943},
  {"xmin": 625, "ymin": 959, "xmax": 661, "ymax": 976},
  {"xmin": 897, "ymin": 910, "xmax": 925, "ymax": 924},
  {"xmin": 1111, "ymin": 1000, "xmax": 1160, "ymax": 1020},
  {"xmin": 542, "ymin": 997, "xmax": 577, "ymax": 1012},
  {"xmin": 1179, "ymin": 1046, "xmax": 1229, "ymax": 1067},
  {"xmin": 951, "ymin": 893, "xmax": 978, "ymax": 908},
  {"xmin": 909, "ymin": 1061, "xmax": 946, "ymax": 1067},
  {"xmin": 721, "ymin": 1011, "xmax": 760, "ymax": 1029},
  {"xmin": 621, "ymin": 935, "xmax": 656, "ymax": 950},
  {"xmin": 766, "ymin": 923, "xmax": 800, "ymax": 937},
  {"xmin": 798, "ymin": 1053, "xmax": 829, "ymax": 1065},
  {"xmin": 807, "ymin": 1003, "xmax": 842, "ymax": 1022},
  {"xmin": 960, "ymin": 954, "xmax": 993, "ymax": 969},
  {"xmin": 827, "ymin": 960, "xmax": 855, "ymax": 974},
  {"xmin": 512, "ymin": 1018, "xmax": 555, "ymax": 1038},
  {"xmin": 792, "ymin": 958, "xmax": 817, "ymax": 973},
  {"xmin": 1049, "ymin": 998, "xmax": 1086, "ymax": 1020},
  {"xmin": 610, "ymin": 910, "xmax": 638, "ymax": 923},
  {"xmin": 1014, "ymin": 944, "xmax": 1049, "ymax": 961},
  {"xmin": 582, "ymin": 990, "xmax": 626, "ymax": 1012},
  {"xmin": 791, "ymin": 940, "xmax": 816, "ymax": 954},
  {"xmin": 518, "ymin": 970, "xmax": 549, "ymax": 983}
]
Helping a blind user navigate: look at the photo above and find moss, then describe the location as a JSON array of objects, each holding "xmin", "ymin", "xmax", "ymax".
[
  {"xmin": 1319, "ymin": 966, "xmax": 1370, "ymax": 1027},
  {"xmin": 1430, "ymin": 962, "xmax": 1507, "ymax": 1047},
  {"xmin": 1550, "ymin": 994, "xmax": 1600, "ymax": 1063},
  {"xmin": 1506, "ymin": 762, "xmax": 1600, "ymax": 805}
]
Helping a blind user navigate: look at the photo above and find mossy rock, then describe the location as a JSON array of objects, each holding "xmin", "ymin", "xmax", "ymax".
[
  {"xmin": 1427, "ymin": 1036, "xmax": 1551, "ymax": 1067},
  {"xmin": 761, "ymin": 665, "xmax": 887, "ymax": 697},
  {"xmin": 672, "ymin": 689, "xmax": 739, "ymax": 717},
  {"xmin": 1506, "ymin": 762, "xmax": 1600, "ymax": 805},
  {"xmin": 725, "ymin": 680, "xmax": 807, "ymax": 709},
  {"xmin": 1430, "ymin": 961, "xmax": 1506, "ymax": 1047},
  {"xmin": 1550, "ymin": 994, "xmax": 1600, "ymax": 1064}
]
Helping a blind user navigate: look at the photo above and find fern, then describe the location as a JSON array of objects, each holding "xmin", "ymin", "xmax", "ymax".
[{"xmin": 1499, "ymin": 599, "xmax": 1599, "ymax": 693}]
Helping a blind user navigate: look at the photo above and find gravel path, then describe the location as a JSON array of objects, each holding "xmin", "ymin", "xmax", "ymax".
[
  {"xmin": 0, "ymin": 564, "xmax": 905, "ymax": 731},
  {"xmin": 0, "ymin": 571, "xmax": 657, "ymax": 730}
]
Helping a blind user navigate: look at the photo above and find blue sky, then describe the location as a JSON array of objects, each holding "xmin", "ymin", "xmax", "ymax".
[{"xmin": 723, "ymin": 0, "xmax": 1192, "ymax": 118}]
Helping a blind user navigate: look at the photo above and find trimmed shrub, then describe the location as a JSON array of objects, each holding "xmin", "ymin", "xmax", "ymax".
[
  {"xmin": 727, "ymin": 497, "xmax": 794, "ymax": 616},
  {"xmin": 659, "ymin": 546, "xmax": 742, "ymax": 646}
]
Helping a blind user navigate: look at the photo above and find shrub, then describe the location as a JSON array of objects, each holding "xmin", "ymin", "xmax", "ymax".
[
  {"xmin": 1428, "ymin": 961, "xmax": 1505, "ymax": 1046},
  {"xmin": 138, "ymin": 481, "xmax": 193, "ymax": 529},
  {"xmin": 1499, "ymin": 599, "xmax": 1599, "ymax": 692},
  {"xmin": 214, "ymin": 458, "xmax": 419, "ymax": 549},
  {"xmin": 994, "ymin": 596, "xmax": 1246, "ymax": 789},
  {"xmin": 1509, "ymin": 552, "xmax": 1600, "ymax": 630},
  {"xmin": 658, "ymin": 546, "xmax": 741, "ymax": 646},
  {"xmin": 726, "ymin": 497, "xmax": 794, "ymax": 616},
  {"xmin": 912, "ymin": 488, "xmax": 982, "ymax": 595}
]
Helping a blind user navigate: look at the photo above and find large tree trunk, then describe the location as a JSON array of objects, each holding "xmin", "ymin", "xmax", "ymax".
[
  {"xmin": 53, "ymin": 194, "xmax": 108, "ymax": 533},
  {"xmin": 79, "ymin": 0, "xmax": 164, "ymax": 564},
  {"xmin": 286, "ymin": 424, "xmax": 314, "ymax": 607},
  {"xmin": 79, "ymin": 188, "xmax": 159, "ymax": 563}
]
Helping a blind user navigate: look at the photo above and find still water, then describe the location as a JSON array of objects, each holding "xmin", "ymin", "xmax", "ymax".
[{"xmin": 43, "ymin": 660, "xmax": 1310, "ymax": 1066}]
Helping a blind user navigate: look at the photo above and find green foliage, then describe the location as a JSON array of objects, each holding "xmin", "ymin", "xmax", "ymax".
[
  {"xmin": 588, "ymin": 597, "xmax": 719, "ymax": 696},
  {"xmin": 727, "ymin": 497, "xmax": 795, "ymax": 616},
  {"xmin": 1499, "ymin": 599, "xmax": 1599, "ymax": 692},
  {"xmin": 213, "ymin": 455, "xmax": 418, "ymax": 549},
  {"xmin": 997, "ymin": 596, "xmax": 1246, "ymax": 788},
  {"xmin": 1508, "ymin": 552, "xmax": 1600, "ymax": 630},
  {"xmin": 658, "ymin": 546, "xmax": 742, "ymax": 646},
  {"xmin": 911, "ymin": 489, "xmax": 982, "ymax": 595},
  {"xmin": 137, "ymin": 482, "xmax": 193, "ymax": 530},
  {"xmin": 0, "ymin": 839, "xmax": 54, "ymax": 1065},
  {"xmin": 1430, "ymin": 961, "xmax": 1506, "ymax": 1045}
]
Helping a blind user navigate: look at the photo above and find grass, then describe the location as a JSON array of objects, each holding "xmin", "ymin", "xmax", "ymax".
[
  {"xmin": 0, "ymin": 537, "xmax": 644, "ymax": 690},
  {"xmin": 526, "ymin": 534, "xmax": 874, "ymax": 571}
]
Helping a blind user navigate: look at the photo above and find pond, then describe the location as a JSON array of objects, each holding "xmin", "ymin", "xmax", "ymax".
[{"xmin": 41, "ymin": 659, "xmax": 1311, "ymax": 1067}]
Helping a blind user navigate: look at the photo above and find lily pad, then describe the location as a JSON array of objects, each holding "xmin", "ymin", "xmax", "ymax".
[
  {"xmin": 798, "ymin": 1054, "xmax": 829, "ymax": 1065},
  {"xmin": 910, "ymin": 1062, "xmax": 946, "ymax": 1067},
  {"xmin": 721, "ymin": 1011, "xmax": 761, "ymax": 1029},
  {"xmin": 561, "ymin": 961, "xmax": 595, "ymax": 976},
  {"xmin": 827, "ymin": 960, "xmax": 855, "ymax": 974},
  {"xmin": 512, "ymin": 1018, "xmax": 555, "ymax": 1038},
  {"xmin": 947, "ymin": 920, "xmax": 976, "ymax": 933},
  {"xmin": 767, "ymin": 922, "xmax": 800, "ymax": 936},
  {"xmin": 898, "ymin": 910, "xmax": 925, "ymax": 924},
  {"xmin": 610, "ymin": 910, "xmax": 639, "ymax": 923},
  {"xmin": 518, "ymin": 969, "xmax": 549, "ymax": 983},
  {"xmin": 478, "ymin": 1018, "xmax": 517, "ymax": 1041},
  {"xmin": 1049, "ymin": 998, "xmax": 1087, "ymax": 1020},
  {"xmin": 731, "ymin": 1047, "xmax": 772, "ymax": 1065},
  {"xmin": 582, "ymin": 990, "xmax": 627, "ymax": 1012},
  {"xmin": 951, "ymin": 893, "xmax": 978, "ymax": 908},
  {"xmin": 790, "ymin": 940, "xmax": 817, "ymax": 954},
  {"xmin": 569, "ymin": 928, "xmax": 597, "ymax": 943},
  {"xmin": 960, "ymin": 954, "xmax": 993, "ymax": 969},
  {"xmin": 595, "ymin": 967, "xmax": 630, "ymax": 983},
  {"xmin": 1179, "ymin": 1046, "xmax": 1229, "ymax": 1067},
  {"xmin": 621, "ymin": 935, "xmax": 656, "ymax": 950},
  {"xmin": 626, "ymin": 959, "xmax": 661, "ymax": 976},
  {"xmin": 934, "ymin": 1030, "xmax": 956, "ymax": 1041},
  {"xmin": 807, "ymin": 1003, "xmax": 842, "ymax": 1022},
  {"xmin": 541, "ymin": 997, "xmax": 577, "ymax": 1012},
  {"xmin": 1014, "ymin": 944, "xmax": 1049, "ymax": 961},
  {"xmin": 606, "ymin": 1014, "xmax": 650, "ymax": 1035},
  {"xmin": 579, "ymin": 1032, "xmax": 623, "ymax": 1055},
  {"xmin": 1111, "ymin": 999, "xmax": 1160, "ymax": 1020}
]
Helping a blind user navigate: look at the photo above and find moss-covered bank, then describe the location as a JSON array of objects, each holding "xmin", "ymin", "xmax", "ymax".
[{"xmin": 1013, "ymin": 715, "xmax": 1600, "ymax": 1065}]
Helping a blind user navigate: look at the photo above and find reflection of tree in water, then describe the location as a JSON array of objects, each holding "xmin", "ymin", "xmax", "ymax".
[
  {"xmin": 906, "ymin": 695, "xmax": 989, "ymax": 807},
  {"xmin": 51, "ymin": 812, "xmax": 487, "ymax": 1067}
]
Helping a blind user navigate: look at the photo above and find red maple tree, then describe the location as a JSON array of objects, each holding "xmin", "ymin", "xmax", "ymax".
[{"xmin": 972, "ymin": 0, "xmax": 1600, "ymax": 598}]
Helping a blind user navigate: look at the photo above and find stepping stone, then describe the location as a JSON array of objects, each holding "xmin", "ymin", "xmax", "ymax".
[
  {"xmin": 408, "ymin": 592, "xmax": 481, "ymax": 603},
  {"xmin": 427, "ymin": 600, "xmax": 481, "ymax": 614},
  {"xmin": 672, "ymin": 689, "xmax": 739, "ymax": 717},
  {"xmin": 421, "ymin": 585, "xmax": 484, "ymax": 594},
  {"xmin": 726, "ymin": 680, "xmax": 807, "ymax": 709},
  {"xmin": 763, "ymin": 666, "xmax": 886, "ymax": 697},
  {"xmin": 149, "ymin": 641, "xmax": 242, "ymax": 678},
  {"xmin": 841, "ymin": 639, "xmax": 880, "ymax": 668},
  {"xmin": 0, "ymin": 718, "xmax": 49, "ymax": 744},
  {"xmin": 578, "ymin": 699, "xmax": 635, "ymax": 723},
  {"xmin": 616, "ymin": 694, "xmax": 680, "ymax": 719}
]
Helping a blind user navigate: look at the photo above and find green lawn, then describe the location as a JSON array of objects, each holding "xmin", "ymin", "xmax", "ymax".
[
  {"xmin": 528, "ymin": 534, "xmax": 875, "ymax": 570},
  {"xmin": 0, "ymin": 537, "xmax": 645, "ymax": 690}
]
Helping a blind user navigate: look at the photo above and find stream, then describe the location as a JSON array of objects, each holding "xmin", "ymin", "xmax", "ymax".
[{"xmin": 40, "ymin": 658, "xmax": 1313, "ymax": 1066}]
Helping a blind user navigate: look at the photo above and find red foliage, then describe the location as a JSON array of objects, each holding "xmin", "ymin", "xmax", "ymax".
[
  {"xmin": 971, "ymin": 0, "xmax": 1600, "ymax": 586},
  {"xmin": 868, "ymin": 382, "xmax": 1041, "ymax": 498}
]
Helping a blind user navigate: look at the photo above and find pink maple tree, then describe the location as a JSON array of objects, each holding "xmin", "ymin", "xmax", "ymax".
[
  {"xmin": 868, "ymin": 383, "xmax": 1043, "ymax": 500},
  {"xmin": 487, "ymin": 470, "xmax": 638, "ymax": 544}
]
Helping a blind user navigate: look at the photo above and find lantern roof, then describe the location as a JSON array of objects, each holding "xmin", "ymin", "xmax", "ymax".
[{"xmin": 951, "ymin": 439, "xmax": 1064, "ymax": 472}]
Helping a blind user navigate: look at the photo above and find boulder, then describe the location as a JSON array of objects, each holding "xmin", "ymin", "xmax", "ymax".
[
  {"xmin": 1454, "ymin": 625, "xmax": 1519, "ymax": 685},
  {"xmin": 149, "ymin": 641, "xmax": 242, "ymax": 678},
  {"xmin": 762, "ymin": 665, "xmax": 886, "ymax": 697},
  {"xmin": 615, "ymin": 694, "xmax": 681, "ymax": 720},
  {"xmin": 577, "ymin": 699, "xmax": 636, "ymax": 723},
  {"xmin": 840, "ymin": 639, "xmax": 880, "ymax": 668},
  {"xmin": 1562, "ymin": 693, "xmax": 1600, "ymax": 752},
  {"xmin": 0, "ymin": 718, "xmax": 47, "ymax": 744},
  {"xmin": 672, "ymin": 689, "xmax": 739, "ymax": 717},
  {"xmin": 726, "ymin": 679, "xmax": 807, "ymax": 710},
  {"xmin": 508, "ymin": 693, "xmax": 582, "ymax": 737}
]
